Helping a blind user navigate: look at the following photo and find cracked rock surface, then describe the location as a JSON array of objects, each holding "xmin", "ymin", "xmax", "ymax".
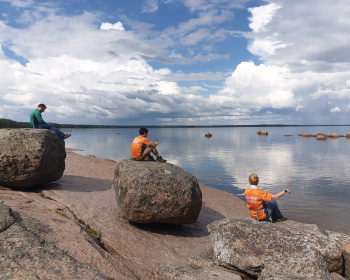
[
  {"xmin": 0, "ymin": 202, "xmax": 113, "ymax": 280},
  {"xmin": 0, "ymin": 149, "xmax": 250, "ymax": 279}
]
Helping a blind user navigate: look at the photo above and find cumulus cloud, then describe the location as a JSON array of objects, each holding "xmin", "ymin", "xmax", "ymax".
[
  {"xmin": 234, "ymin": 0, "xmax": 350, "ymax": 124},
  {"xmin": 213, "ymin": 62, "xmax": 296, "ymax": 110},
  {"xmin": 1, "ymin": 0, "xmax": 350, "ymax": 125},
  {"xmin": 100, "ymin": 21, "xmax": 125, "ymax": 31},
  {"xmin": 248, "ymin": 3, "xmax": 281, "ymax": 33}
]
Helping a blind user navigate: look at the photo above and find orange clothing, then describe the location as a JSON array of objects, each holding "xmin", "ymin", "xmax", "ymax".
[
  {"xmin": 131, "ymin": 135, "xmax": 152, "ymax": 158},
  {"xmin": 244, "ymin": 188, "xmax": 272, "ymax": 220}
]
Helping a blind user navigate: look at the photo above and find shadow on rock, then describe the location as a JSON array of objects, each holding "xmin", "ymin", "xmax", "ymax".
[
  {"xmin": 129, "ymin": 204, "xmax": 225, "ymax": 238},
  {"xmin": 1, "ymin": 175, "xmax": 113, "ymax": 193},
  {"xmin": 47, "ymin": 175, "xmax": 113, "ymax": 192}
]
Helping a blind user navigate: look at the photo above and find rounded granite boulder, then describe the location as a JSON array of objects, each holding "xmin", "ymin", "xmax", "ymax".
[
  {"xmin": 113, "ymin": 159, "xmax": 202, "ymax": 224},
  {"xmin": 0, "ymin": 128, "xmax": 66, "ymax": 188}
]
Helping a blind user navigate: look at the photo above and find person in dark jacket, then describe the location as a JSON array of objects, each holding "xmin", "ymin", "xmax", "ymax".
[{"xmin": 30, "ymin": 104, "xmax": 71, "ymax": 139}]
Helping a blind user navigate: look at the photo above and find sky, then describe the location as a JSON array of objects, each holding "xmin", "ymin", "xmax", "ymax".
[{"xmin": 1, "ymin": 0, "xmax": 350, "ymax": 126}]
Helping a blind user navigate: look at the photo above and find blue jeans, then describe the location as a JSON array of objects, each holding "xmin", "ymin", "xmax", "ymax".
[
  {"xmin": 259, "ymin": 199, "xmax": 284, "ymax": 222},
  {"xmin": 36, "ymin": 124, "xmax": 65, "ymax": 138}
]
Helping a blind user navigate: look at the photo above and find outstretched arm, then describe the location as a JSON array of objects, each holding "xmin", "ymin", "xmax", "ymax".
[{"xmin": 272, "ymin": 189, "xmax": 291, "ymax": 199}]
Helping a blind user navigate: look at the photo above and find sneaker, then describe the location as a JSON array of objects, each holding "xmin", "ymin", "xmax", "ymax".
[
  {"xmin": 156, "ymin": 156, "xmax": 167, "ymax": 163},
  {"xmin": 273, "ymin": 217, "xmax": 288, "ymax": 223},
  {"xmin": 63, "ymin": 134, "xmax": 71, "ymax": 139},
  {"xmin": 147, "ymin": 155, "xmax": 156, "ymax": 161}
]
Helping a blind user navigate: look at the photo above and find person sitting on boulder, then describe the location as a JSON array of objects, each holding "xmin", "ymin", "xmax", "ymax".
[
  {"xmin": 131, "ymin": 128, "xmax": 166, "ymax": 163},
  {"xmin": 244, "ymin": 174, "xmax": 291, "ymax": 222},
  {"xmin": 30, "ymin": 104, "xmax": 71, "ymax": 140}
]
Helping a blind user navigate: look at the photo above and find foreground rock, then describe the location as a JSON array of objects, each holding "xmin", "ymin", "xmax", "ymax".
[
  {"xmin": 0, "ymin": 149, "xmax": 249, "ymax": 279},
  {"xmin": 208, "ymin": 219, "xmax": 346, "ymax": 279},
  {"xmin": 0, "ymin": 128, "xmax": 66, "ymax": 188},
  {"xmin": 325, "ymin": 230, "xmax": 350, "ymax": 279},
  {"xmin": 0, "ymin": 202, "xmax": 112, "ymax": 280},
  {"xmin": 114, "ymin": 159, "xmax": 202, "ymax": 224}
]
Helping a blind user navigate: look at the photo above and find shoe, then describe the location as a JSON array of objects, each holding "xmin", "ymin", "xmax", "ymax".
[
  {"xmin": 156, "ymin": 156, "xmax": 167, "ymax": 163},
  {"xmin": 63, "ymin": 134, "xmax": 71, "ymax": 139},
  {"xmin": 147, "ymin": 155, "xmax": 156, "ymax": 161},
  {"xmin": 273, "ymin": 217, "xmax": 288, "ymax": 223}
]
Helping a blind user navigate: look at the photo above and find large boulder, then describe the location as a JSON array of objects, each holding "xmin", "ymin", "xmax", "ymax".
[
  {"xmin": 113, "ymin": 159, "xmax": 202, "ymax": 224},
  {"xmin": 208, "ymin": 219, "xmax": 344, "ymax": 279},
  {"xmin": 325, "ymin": 230, "xmax": 350, "ymax": 279},
  {"xmin": 0, "ymin": 128, "xmax": 66, "ymax": 188}
]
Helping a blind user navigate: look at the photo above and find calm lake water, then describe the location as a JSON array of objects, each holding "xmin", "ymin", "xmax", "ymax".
[{"xmin": 64, "ymin": 126, "xmax": 350, "ymax": 234}]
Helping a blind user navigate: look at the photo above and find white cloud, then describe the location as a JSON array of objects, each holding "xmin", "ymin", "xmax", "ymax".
[
  {"xmin": 100, "ymin": 22, "xmax": 125, "ymax": 31},
  {"xmin": 1, "ymin": 0, "xmax": 350, "ymax": 125},
  {"xmin": 215, "ymin": 61, "xmax": 296, "ymax": 109},
  {"xmin": 330, "ymin": 107, "xmax": 341, "ymax": 113},
  {"xmin": 248, "ymin": 3, "xmax": 281, "ymax": 33},
  {"xmin": 142, "ymin": 0, "xmax": 158, "ymax": 13},
  {"xmin": 1, "ymin": 0, "xmax": 33, "ymax": 8}
]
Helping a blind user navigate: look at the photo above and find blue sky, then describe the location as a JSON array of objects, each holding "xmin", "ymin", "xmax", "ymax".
[{"xmin": 1, "ymin": 0, "xmax": 350, "ymax": 125}]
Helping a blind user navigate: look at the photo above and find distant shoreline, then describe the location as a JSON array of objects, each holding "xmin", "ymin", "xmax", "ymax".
[{"xmin": 1, "ymin": 117, "xmax": 350, "ymax": 129}]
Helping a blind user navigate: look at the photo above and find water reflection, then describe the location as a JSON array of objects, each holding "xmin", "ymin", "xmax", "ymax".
[{"xmin": 65, "ymin": 126, "xmax": 350, "ymax": 234}]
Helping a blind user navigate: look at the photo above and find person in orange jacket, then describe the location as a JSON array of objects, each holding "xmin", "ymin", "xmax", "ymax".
[
  {"xmin": 244, "ymin": 174, "xmax": 291, "ymax": 222},
  {"xmin": 131, "ymin": 127, "xmax": 166, "ymax": 163}
]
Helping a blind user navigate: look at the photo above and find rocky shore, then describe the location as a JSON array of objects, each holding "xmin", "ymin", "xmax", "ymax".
[
  {"xmin": 1, "ymin": 148, "xmax": 349, "ymax": 279},
  {"xmin": 0, "ymin": 149, "xmax": 249, "ymax": 279}
]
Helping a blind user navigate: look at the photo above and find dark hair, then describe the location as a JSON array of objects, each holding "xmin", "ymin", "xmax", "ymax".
[
  {"xmin": 139, "ymin": 128, "xmax": 148, "ymax": 135},
  {"xmin": 37, "ymin": 104, "xmax": 47, "ymax": 108}
]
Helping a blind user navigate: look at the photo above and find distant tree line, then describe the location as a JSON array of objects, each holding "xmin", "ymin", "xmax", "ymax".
[
  {"xmin": 0, "ymin": 118, "xmax": 31, "ymax": 128},
  {"xmin": 0, "ymin": 118, "xmax": 130, "ymax": 129}
]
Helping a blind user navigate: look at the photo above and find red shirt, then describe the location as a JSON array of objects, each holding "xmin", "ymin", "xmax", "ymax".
[
  {"xmin": 131, "ymin": 135, "xmax": 152, "ymax": 158},
  {"xmin": 244, "ymin": 187, "xmax": 272, "ymax": 220}
]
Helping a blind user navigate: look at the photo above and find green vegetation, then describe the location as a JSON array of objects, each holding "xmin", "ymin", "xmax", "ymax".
[
  {"xmin": 2, "ymin": 117, "xmax": 349, "ymax": 129},
  {"xmin": 69, "ymin": 210, "xmax": 102, "ymax": 239},
  {"xmin": 0, "ymin": 118, "xmax": 122, "ymax": 129},
  {"xmin": 55, "ymin": 210, "xmax": 68, "ymax": 218},
  {"xmin": 0, "ymin": 118, "xmax": 31, "ymax": 128}
]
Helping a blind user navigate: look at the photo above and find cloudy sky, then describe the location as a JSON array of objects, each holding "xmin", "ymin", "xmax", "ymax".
[{"xmin": 1, "ymin": 0, "xmax": 350, "ymax": 126}]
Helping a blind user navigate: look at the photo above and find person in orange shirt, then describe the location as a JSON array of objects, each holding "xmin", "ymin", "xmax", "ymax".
[
  {"xmin": 131, "ymin": 128, "xmax": 166, "ymax": 163},
  {"xmin": 244, "ymin": 174, "xmax": 291, "ymax": 222}
]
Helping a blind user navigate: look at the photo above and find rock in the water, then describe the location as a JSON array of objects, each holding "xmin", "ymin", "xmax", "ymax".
[
  {"xmin": 300, "ymin": 133, "xmax": 312, "ymax": 137},
  {"xmin": 208, "ymin": 219, "xmax": 343, "ymax": 279},
  {"xmin": 205, "ymin": 132, "xmax": 212, "ymax": 138},
  {"xmin": 316, "ymin": 134, "xmax": 327, "ymax": 141},
  {"xmin": 327, "ymin": 132, "xmax": 341, "ymax": 138},
  {"xmin": 113, "ymin": 159, "xmax": 202, "ymax": 224},
  {"xmin": 0, "ymin": 128, "xmax": 66, "ymax": 188}
]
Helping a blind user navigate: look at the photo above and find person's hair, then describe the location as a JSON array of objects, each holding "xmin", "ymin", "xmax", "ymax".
[
  {"xmin": 37, "ymin": 104, "xmax": 47, "ymax": 108},
  {"xmin": 139, "ymin": 128, "xmax": 148, "ymax": 135},
  {"xmin": 249, "ymin": 174, "xmax": 259, "ymax": 185}
]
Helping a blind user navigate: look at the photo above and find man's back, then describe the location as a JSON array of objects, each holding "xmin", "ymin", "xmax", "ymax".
[{"xmin": 131, "ymin": 135, "xmax": 151, "ymax": 158}]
